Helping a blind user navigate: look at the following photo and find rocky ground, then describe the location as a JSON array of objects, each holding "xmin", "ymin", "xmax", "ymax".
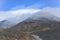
[{"xmin": 0, "ymin": 20, "xmax": 60, "ymax": 40}]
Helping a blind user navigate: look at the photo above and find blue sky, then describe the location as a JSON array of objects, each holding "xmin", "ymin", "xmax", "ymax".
[
  {"xmin": 0, "ymin": 0, "xmax": 60, "ymax": 21},
  {"xmin": 0, "ymin": 0, "xmax": 60, "ymax": 11}
]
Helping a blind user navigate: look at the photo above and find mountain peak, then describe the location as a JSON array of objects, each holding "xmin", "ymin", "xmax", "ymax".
[{"xmin": 28, "ymin": 11, "xmax": 60, "ymax": 21}]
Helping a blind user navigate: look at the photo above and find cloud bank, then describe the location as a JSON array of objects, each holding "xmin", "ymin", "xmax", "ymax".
[
  {"xmin": 41, "ymin": 7, "xmax": 60, "ymax": 17},
  {"xmin": 0, "ymin": 3, "xmax": 41, "ymax": 21},
  {"xmin": 0, "ymin": 7, "xmax": 60, "ymax": 21},
  {"xmin": 0, "ymin": 9, "xmax": 40, "ymax": 21},
  {"xmin": 0, "ymin": 2, "xmax": 60, "ymax": 21}
]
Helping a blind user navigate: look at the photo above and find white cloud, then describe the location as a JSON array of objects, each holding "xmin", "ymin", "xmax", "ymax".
[
  {"xmin": 8, "ymin": 3, "xmax": 41, "ymax": 16},
  {"xmin": 0, "ymin": 1, "xmax": 60, "ymax": 21},
  {"xmin": 0, "ymin": 9, "xmax": 40, "ymax": 21},
  {"xmin": 0, "ymin": 16, "xmax": 5, "ymax": 21},
  {"xmin": 41, "ymin": 7, "xmax": 60, "ymax": 18},
  {"xmin": 11, "ymin": 9, "xmax": 40, "ymax": 15},
  {"xmin": 0, "ymin": 7, "xmax": 60, "ymax": 21}
]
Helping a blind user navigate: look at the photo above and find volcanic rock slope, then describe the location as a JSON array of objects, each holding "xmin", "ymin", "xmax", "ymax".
[
  {"xmin": 7, "ymin": 12, "xmax": 60, "ymax": 40},
  {"xmin": 0, "ymin": 12, "xmax": 60, "ymax": 40}
]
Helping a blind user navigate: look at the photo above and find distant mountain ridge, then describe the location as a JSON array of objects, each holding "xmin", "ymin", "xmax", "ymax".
[
  {"xmin": 29, "ymin": 12, "xmax": 60, "ymax": 21},
  {"xmin": 0, "ymin": 11, "xmax": 60, "ymax": 28},
  {"xmin": 0, "ymin": 11, "xmax": 60, "ymax": 40}
]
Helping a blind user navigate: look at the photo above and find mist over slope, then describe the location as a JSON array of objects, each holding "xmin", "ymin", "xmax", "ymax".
[
  {"xmin": 8, "ymin": 11, "xmax": 60, "ymax": 40},
  {"xmin": 0, "ymin": 8, "xmax": 60, "ymax": 28},
  {"xmin": 0, "ymin": 9, "xmax": 40, "ymax": 28},
  {"xmin": 0, "ymin": 8, "xmax": 60, "ymax": 40},
  {"xmin": 29, "ymin": 11, "xmax": 60, "ymax": 21}
]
